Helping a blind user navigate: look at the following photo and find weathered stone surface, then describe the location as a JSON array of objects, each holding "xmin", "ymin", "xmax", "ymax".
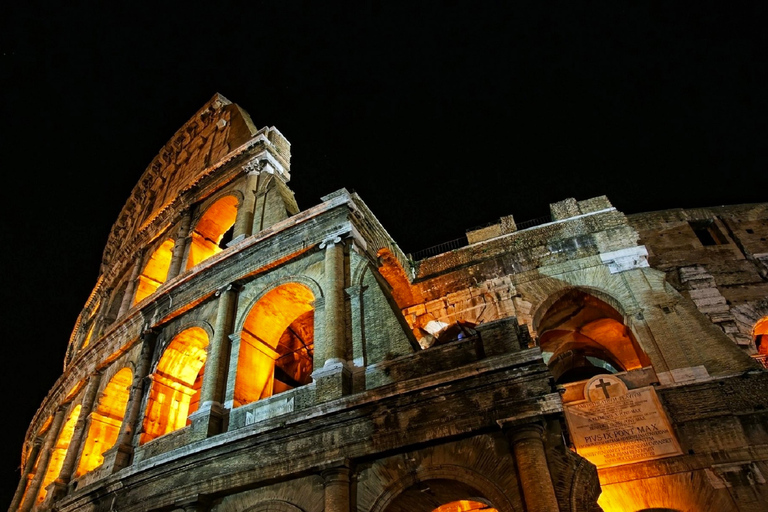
[{"xmin": 13, "ymin": 98, "xmax": 768, "ymax": 512}]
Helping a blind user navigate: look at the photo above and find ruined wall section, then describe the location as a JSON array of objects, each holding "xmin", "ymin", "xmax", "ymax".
[{"xmin": 628, "ymin": 203, "xmax": 768, "ymax": 357}]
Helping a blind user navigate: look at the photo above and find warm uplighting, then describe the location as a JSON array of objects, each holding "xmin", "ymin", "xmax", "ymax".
[
  {"xmin": 80, "ymin": 323, "xmax": 95, "ymax": 351},
  {"xmin": 76, "ymin": 368, "xmax": 132, "ymax": 475},
  {"xmin": 141, "ymin": 327, "xmax": 209, "ymax": 444},
  {"xmin": 537, "ymin": 290, "xmax": 647, "ymax": 384},
  {"xmin": 432, "ymin": 500, "xmax": 496, "ymax": 512},
  {"xmin": 134, "ymin": 239, "xmax": 175, "ymax": 304},
  {"xmin": 37, "ymin": 405, "xmax": 81, "ymax": 503},
  {"xmin": 754, "ymin": 316, "xmax": 768, "ymax": 355},
  {"xmin": 185, "ymin": 195, "xmax": 238, "ymax": 269},
  {"xmin": 235, "ymin": 283, "xmax": 314, "ymax": 406}
]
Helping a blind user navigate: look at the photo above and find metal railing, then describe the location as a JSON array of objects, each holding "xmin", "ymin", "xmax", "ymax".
[{"xmin": 408, "ymin": 214, "xmax": 553, "ymax": 261}]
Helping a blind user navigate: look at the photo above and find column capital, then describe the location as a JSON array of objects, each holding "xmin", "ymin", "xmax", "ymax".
[
  {"xmin": 215, "ymin": 283, "xmax": 242, "ymax": 296},
  {"xmin": 320, "ymin": 459, "xmax": 352, "ymax": 482},
  {"xmin": 496, "ymin": 418, "xmax": 546, "ymax": 443},
  {"xmin": 320, "ymin": 235, "xmax": 344, "ymax": 249}
]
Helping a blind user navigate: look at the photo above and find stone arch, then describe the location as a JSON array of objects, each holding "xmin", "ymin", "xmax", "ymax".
[
  {"xmin": 186, "ymin": 193, "xmax": 242, "ymax": 269},
  {"xmin": 153, "ymin": 320, "xmax": 215, "ymax": 368},
  {"xmin": 369, "ymin": 465, "xmax": 516, "ymax": 512},
  {"xmin": 76, "ymin": 367, "xmax": 132, "ymax": 476},
  {"xmin": 236, "ymin": 275, "xmax": 324, "ymax": 333},
  {"xmin": 233, "ymin": 281, "xmax": 316, "ymax": 407},
  {"xmin": 36, "ymin": 403, "xmax": 82, "ymax": 504},
  {"xmin": 141, "ymin": 326, "xmax": 210, "ymax": 443},
  {"xmin": 243, "ymin": 501, "xmax": 306, "ymax": 512},
  {"xmin": 533, "ymin": 287, "xmax": 648, "ymax": 384},
  {"xmin": 134, "ymin": 238, "xmax": 175, "ymax": 304},
  {"xmin": 531, "ymin": 285, "xmax": 630, "ymax": 335}
]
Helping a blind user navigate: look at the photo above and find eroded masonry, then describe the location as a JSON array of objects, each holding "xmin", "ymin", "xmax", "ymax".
[{"xmin": 11, "ymin": 94, "xmax": 768, "ymax": 512}]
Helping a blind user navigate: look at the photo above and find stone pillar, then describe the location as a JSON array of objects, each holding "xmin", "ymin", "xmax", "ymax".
[
  {"xmin": 322, "ymin": 236, "xmax": 346, "ymax": 365},
  {"xmin": 102, "ymin": 329, "xmax": 157, "ymax": 473},
  {"xmin": 190, "ymin": 284, "xmax": 238, "ymax": 437},
  {"xmin": 231, "ymin": 168, "xmax": 261, "ymax": 243},
  {"xmin": 223, "ymin": 330, "xmax": 247, "ymax": 412},
  {"xmin": 49, "ymin": 372, "xmax": 103, "ymax": 500},
  {"xmin": 506, "ymin": 423, "xmax": 560, "ymax": 512},
  {"xmin": 9, "ymin": 438, "xmax": 42, "ymax": 512},
  {"xmin": 118, "ymin": 252, "xmax": 144, "ymax": 316},
  {"xmin": 167, "ymin": 209, "xmax": 193, "ymax": 280},
  {"xmin": 322, "ymin": 465, "xmax": 351, "ymax": 512},
  {"xmin": 311, "ymin": 237, "xmax": 352, "ymax": 402},
  {"xmin": 19, "ymin": 406, "xmax": 67, "ymax": 512}
]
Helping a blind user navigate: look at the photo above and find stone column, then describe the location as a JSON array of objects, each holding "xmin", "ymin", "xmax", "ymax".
[
  {"xmin": 49, "ymin": 372, "xmax": 103, "ymax": 499},
  {"xmin": 191, "ymin": 284, "xmax": 238, "ymax": 437},
  {"xmin": 167, "ymin": 209, "xmax": 193, "ymax": 280},
  {"xmin": 19, "ymin": 406, "xmax": 67, "ymax": 512},
  {"xmin": 506, "ymin": 423, "xmax": 560, "ymax": 512},
  {"xmin": 231, "ymin": 168, "xmax": 261, "ymax": 243},
  {"xmin": 118, "ymin": 252, "xmax": 145, "ymax": 316},
  {"xmin": 322, "ymin": 465, "xmax": 351, "ymax": 512},
  {"xmin": 322, "ymin": 236, "xmax": 346, "ymax": 365},
  {"xmin": 223, "ymin": 331, "xmax": 242, "ymax": 411},
  {"xmin": 102, "ymin": 329, "xmax": 157, "ymax": 473},
  {"xmin": 311, "ymin": 237, "xmax": 352, "ymax": 402},
  {"xmin": 9, "ymin": 438, "xmax": 42, "ymax": 512}
]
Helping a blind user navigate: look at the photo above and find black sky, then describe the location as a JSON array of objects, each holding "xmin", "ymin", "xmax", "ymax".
[{"xmin": 0, "ymin": 2, "xmax": 765, "ymax": 506}]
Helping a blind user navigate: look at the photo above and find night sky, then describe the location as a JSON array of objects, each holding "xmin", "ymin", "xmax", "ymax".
[{"xmin": 0, "ymin": 3, "xmax": 764, "ymax": 506}]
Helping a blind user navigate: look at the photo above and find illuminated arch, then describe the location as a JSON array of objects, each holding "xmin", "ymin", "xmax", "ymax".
[
  {"xmin": 79, "ymin": 322, "xmax": 96, "ymax": 351},
  {"xmin": 371, "ymin": 466, "xmax": 514, "ymax": 512},
  {"xmin": 134, "ymin": 239, "xmax": 175, "ymax": 304},
  {"xmin": 535, "ymin": 289, "xmax": 648, "ymax": 384},
  {"xmin": 76, "ymin": 368, "xmax": 132, "ymax": 476},
  {"xmin": 754, "ymin": 316, "xmax": 768, "ymax": 355},
  {"xmin": 234, "ymin": 283, "xmax": 315, "ymax": 407},
  {"xmin": 186, "ymin": 195, "xmax": 239, "ymax": 269},
  {"xmin": 37, "ymin": 404, "xmax": 81, "ymax": 504},
  {"xmin": 140, "ymin": 327, "xmax": 209, "ymax": 444}
]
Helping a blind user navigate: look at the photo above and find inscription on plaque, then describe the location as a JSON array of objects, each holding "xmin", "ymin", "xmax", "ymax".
[{"xmin": 564, "ymin": 385, "xmax": 682, "ymax": 468}]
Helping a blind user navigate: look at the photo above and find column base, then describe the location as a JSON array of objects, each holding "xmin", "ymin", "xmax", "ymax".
[
  {"xmin": 42, "ymin": 480, "xmax": 68, "ymax": 508},
  {"xmin": 188, "ymin": 401, "xmax": 229, "ymax": 439},
  {"xmin": 312, "ymin": 361, "xmax": 352, "ymax": 403},
  {"xmin": 101, "ymin": 442, "xmax": 135, "ymax": 474}
]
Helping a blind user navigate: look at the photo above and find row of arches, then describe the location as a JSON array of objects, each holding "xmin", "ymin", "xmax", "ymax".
[
  {"xmin": 24, "ymin": 280, "xmax": 319, "ymax": 507},
  {"xmin": 142, "ymin": 282, "xmax": 316, "ymax": 442},
  {"xmin": 135, "ymin": 194, "xmax": 239, "ymax": 304}
]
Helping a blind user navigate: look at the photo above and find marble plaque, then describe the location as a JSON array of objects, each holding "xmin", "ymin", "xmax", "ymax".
[{"xmin": 564, "ymin": 386, "xmax": 682, "ymax": 468}]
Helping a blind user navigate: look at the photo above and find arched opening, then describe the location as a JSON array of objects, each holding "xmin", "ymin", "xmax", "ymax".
[
  {"xmin": 186, "ymin": 195, "xmax": 239, "ymax": 269},
  {"xmin": 536, "ymin": 289, "xmax": 646, "ymax": 385},
  {"xmin": 134, "ymin": 239, "xmax": 175, "ymax": 304},
  {"xmin": 140, "ymin": 327, "xmax": 209, "ymax": 444},
  {"xmin": 76, "ymin": 368, "xmax": 132, "ymax": 476},
  {"xmin": 384, "ymin": 479, "xmax": 497, "ymax": 512},
  {"xmin": 80, "ymin": 322, "xmax": 95, "ymax": 351},
  {"xmin": 753, "ymin": 316, "xmax": 768, "ymax": 355},
  {"xmin": 37, "ymin": 404, "xmax": 81, "ymax": 504},
  {"xmin": 235, "ymin": 283, "xmax": 314, "ymax": 407}
]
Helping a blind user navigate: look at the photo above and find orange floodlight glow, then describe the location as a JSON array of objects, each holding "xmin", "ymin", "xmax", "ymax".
[
  {"xmin": 134, "ymin": 239, "xmax": 175, "ymax": 304},
  {"xmin": 432, "ymin": 500, "xmax": 496, "ymax": 512},
  {"xmin": 37, "ymin": 405, "xmax": 81, "ymax": 503},
  {"xmin": 234, "ymin": 283, "xmax": 314, "ymax": 407},
  {"xmin": 76, "ymin": 368, "xmax": 132, "ymax": 475},
  {"xmin": 186, "ymin": 195, "xmax": 238, "ymax": 269},
  {"xmin": 140, "ymin": 327, "xmax": 209, "ymax": 444}
]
